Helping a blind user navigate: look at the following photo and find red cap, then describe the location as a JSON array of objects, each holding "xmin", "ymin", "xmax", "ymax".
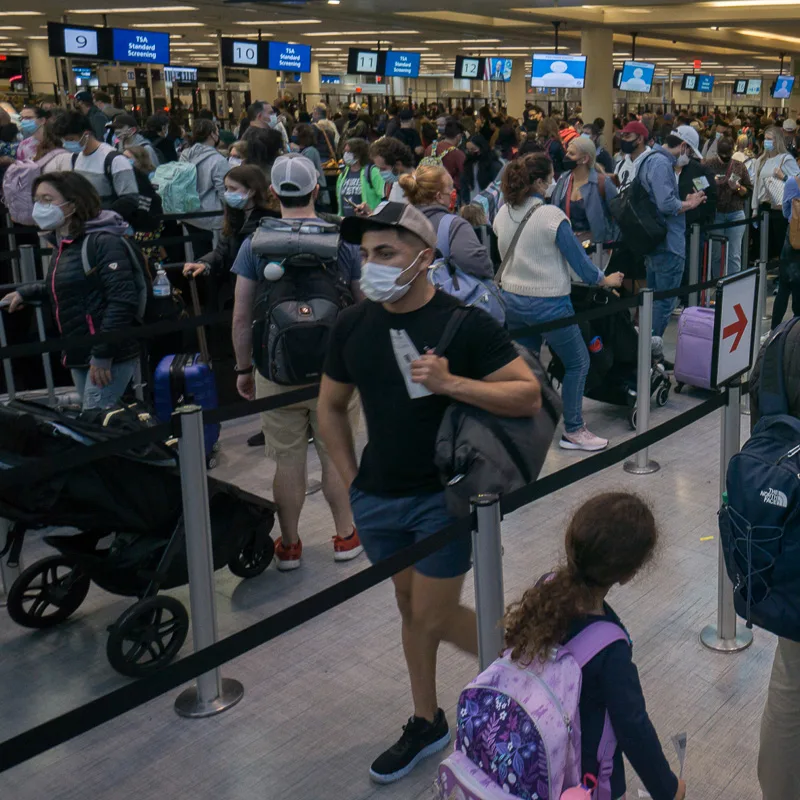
[{"xmin": 621, "ymin": 121, "xmax": 650, "ymax": 139}]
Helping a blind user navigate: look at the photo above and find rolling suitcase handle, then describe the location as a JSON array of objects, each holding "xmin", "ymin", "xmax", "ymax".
[
  {"xmin": 0, "ymin": 305, "xmax": 16, "ymax": 401},
  {"xmin": 187, "ymin": 276, "xmax": 211, "ymax": 365}
]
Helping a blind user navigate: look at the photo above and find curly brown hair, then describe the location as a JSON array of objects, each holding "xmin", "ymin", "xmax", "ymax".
[
  {"xmin": 501, "ymin": 153, "xmax": 552, "ymax": 207},
  {"xmin": 503, "ymin": 492, "xmax": 657, "ymax": 666}
]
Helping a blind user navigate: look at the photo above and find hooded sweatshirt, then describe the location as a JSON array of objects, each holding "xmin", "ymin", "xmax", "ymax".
[{"xmin": 179, "ymin": 143, "xmax": 231, "ymax": 231}]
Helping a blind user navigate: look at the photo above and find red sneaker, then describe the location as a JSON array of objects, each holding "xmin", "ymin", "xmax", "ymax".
[
  {"xmin": 274, "ymin": 537, "xmax": 302, "ymax": 571},
  {"xmin": 333, "ymin": 529, "xmax": 364, "ymax": 562}
]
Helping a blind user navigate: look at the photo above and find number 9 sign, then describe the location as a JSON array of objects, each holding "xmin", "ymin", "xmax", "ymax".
[{"xmin": 65, "ymin": 27, "xmax": 98, "ymax": 56}]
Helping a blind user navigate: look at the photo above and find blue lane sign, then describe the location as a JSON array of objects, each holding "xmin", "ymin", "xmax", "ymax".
[
  {"xmin": 384, "ymin": 51, "xmax": 420, "ymax": 78},
  {"xmin": 112, "ymin": 28, "xmax": 170, "ymax": 64},
  {"xmin": 268, "ymin": 41, "xmax": 311, "ymax": 73}
]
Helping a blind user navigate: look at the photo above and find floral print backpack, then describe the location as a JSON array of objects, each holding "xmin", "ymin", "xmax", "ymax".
[{"xmin": 437, "ymin": 622, "xmax": 628, "ymax": 800}]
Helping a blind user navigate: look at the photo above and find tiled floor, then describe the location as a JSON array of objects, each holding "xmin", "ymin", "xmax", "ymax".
[{"xmin": 0, "ymin": 311, "xmax": 775, "ymax": 800}]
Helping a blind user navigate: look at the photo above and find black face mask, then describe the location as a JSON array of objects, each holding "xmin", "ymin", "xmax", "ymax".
[
  {"xmin": 466, "ymin": 150, "xmax": 480, "ymax": 161},
  {"xmin": 562, "ymin": 156, "xmax": 579, "ymax": 171},
  {"xmin": 620, "ymin": 139, "xmax": 637, "ymax": 155},
  {"xmin": 348, "ymin": 112, "xmax": 358, "ymax": 121},
  {"xmin": 719, "ymin": 154, "xmax": 732, "ymax": 163}
]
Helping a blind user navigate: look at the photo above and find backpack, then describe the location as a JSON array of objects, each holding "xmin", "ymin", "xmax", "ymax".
[
  {"xmin": 71, "ymin": 150, "xmax": 129, "ymax": 201},
  {"xmin": 128, "ymin": 167, "xmax": 163, "ymax": 233},
  {"xmin": 151, "ymin": 161, "xmax": 201, "ymax": 214},
  {"xmin": 790, "ymin": 196, "xmax": 800, "ymax": 250},
  {"xmin": 250, "ymin": 217, "xmax": 353, "ymax": 386},
  {"xmin": 2, "ymin": 150, "xmax": 64, "ymax": 225},
  {"xmin": 420, "ymin": 140, "xmax": 457, "ymax": 168},
  {"xmin": 428, "ymin": 215, "xmax": 506, "ymax": 324},
  {"xmin": 433, "ymin": 308, "xmax": 561, "ymax": 515},
  {"xmin": 720, "ymin": 317, "xmax": 800, "ymax": 641},
  {"xmin": 607, "ymin": 152, "xmax": 668, "ymax": 256},
  {"xmin": 437, "ymin": 621, "xmax": 628, "ymax": 800}
]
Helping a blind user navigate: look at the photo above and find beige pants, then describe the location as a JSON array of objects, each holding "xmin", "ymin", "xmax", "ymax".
[{"xmin": 759, "ymin": 637, "xmax": 800, "ymax": 799}]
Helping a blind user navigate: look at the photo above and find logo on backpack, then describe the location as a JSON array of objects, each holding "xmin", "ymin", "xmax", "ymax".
[{"xmin": 760, "ymin": 487, "xmax": 788, "ymax": 508}]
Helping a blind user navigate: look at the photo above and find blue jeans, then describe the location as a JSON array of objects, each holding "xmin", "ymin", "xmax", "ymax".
[
  {"xmin": 349, "ymin": 487, "xmax": 468, "ymax": 579},
  {"xmin": 710, "ymin": 210, "xmax": 747, "ymax": 277},
  {"xmin": 502, "ymin": 291, "xmax": 590, "ymax": 433},
  {"xmin": 645, "ymin": 251, "xmax": 685, "ymax": 338},
  {"xmin": 71, "ymin": 359, "xmax": 137, "ymax": 410}
]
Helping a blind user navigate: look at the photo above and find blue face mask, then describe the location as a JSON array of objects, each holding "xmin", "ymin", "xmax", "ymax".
[
  {"xmin": 61, "ymin": 140, "xmax": 83, "ymax": 154},
  {"xmin": 20, "ymin": 119, "xmax": 38, "ymax": 137},
  {"xmin": 223, "ymin": 190, "xmax": 249, "ymax": 209},
  {"xmin": 764, "ymin": 139, "xmax": 775, "ymax": 152},
  {"xmin": 380, "ymin": 169, "xmax": 397, "ymax": 184}
]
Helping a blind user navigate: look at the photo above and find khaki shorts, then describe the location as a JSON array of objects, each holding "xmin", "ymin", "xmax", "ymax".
[{"xmin": 255, "ymin": 372, "xmax": 360, "ymax": 464}]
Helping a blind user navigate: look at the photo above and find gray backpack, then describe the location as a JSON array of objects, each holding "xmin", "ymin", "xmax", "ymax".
[
  {"xmin": 250, "ymin": 217, "xmax": 353, "ymax": 386},
  {"xmin": 433, "ymin": 309, "xmax": 562, "ymax": 513}
]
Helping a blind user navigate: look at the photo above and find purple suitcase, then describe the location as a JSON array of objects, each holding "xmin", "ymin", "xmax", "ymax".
[{"xmin": 674, "ymin": 306, "xmax": 715, "ymax": 391}]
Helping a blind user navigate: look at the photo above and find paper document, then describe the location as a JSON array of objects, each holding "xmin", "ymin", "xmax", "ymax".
[{"xmin": 390, "ymin": 329, "xmax": 432, "ymax": 400}]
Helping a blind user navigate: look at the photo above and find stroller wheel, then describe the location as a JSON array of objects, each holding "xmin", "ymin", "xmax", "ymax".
[
  {"xmin": 7, "ymin": 556, "xmax": 90, "ymax": 629},
  {"xmin": 207, "ymin": 456, "xmax": 218, "ymax": 470},
  {"xmin": 628, "ymin": 406, "xmax": 637, "ymax": 431},
  {"xmin": 656, "ymin": 383, "xmax": 671, "ymax": 407},
  {"xmin": 228, "ymin": 531, "xmax": 275, "ymax": 579},
  {"xmin": 106, "ymin": 595, "xmax": 189, "ymax": 678}
]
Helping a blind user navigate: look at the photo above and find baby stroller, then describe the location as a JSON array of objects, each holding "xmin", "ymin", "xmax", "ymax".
[
  {"xmin": 548, "ymin": 285, "xmax": 671, "ymax": 430},
  {"xmin": 0, "ymin": 400, "xmax": 275, "ymax": 678}
]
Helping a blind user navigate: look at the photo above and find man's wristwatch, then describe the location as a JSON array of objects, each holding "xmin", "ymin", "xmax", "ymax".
[{"xmin": 234, "ymin": 365, "xmax": 252, "ymax": 376}]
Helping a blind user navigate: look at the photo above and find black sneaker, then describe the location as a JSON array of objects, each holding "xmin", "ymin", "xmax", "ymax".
[
  {"xmin": 247, "ymin": 431, "xmax": 265, "ymax": 448},
  {"xmin": 369, "ymin": 709, "xmax": 450, "ymax": 784}
]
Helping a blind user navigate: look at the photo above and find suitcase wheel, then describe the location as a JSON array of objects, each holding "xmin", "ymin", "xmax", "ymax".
[
  {"xmin": 207, "ymin": 456, "xmax": 218, "ymax": 470},
  {"xmin": 656, "ymin": 384, "xmax": 670, "ymax": 407},
  {"xmin": 628, "ymin": 405, "xmax": 637, "ymax": 431},
  {"xmin": 212, "ymin": 442, "xmax": 221, "ymax": 453},
  {"xmin": 675, "ymin": 382, "xmax": 684, "ymax": 394}
]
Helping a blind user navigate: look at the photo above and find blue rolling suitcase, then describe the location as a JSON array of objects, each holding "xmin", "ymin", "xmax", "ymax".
[{"xmin": 154, "ymin": 278, "xmax": 220, "ymax": 467}]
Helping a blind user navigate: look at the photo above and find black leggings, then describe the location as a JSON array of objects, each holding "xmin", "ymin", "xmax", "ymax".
[{"xmin": 772, "ymin": 236, "xmax": 800, "ymax": 329}]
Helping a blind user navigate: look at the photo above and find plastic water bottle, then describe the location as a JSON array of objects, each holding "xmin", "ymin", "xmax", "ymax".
[
  {"xmin": 153, "ymin": 267, "xmax": 171, "ymax": 298},
  {"xmin": 588, "ymin": 335, "xmax": 603, "ymax": 354}
]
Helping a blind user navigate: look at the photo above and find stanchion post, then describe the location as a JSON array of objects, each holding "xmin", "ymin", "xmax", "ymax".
[
  {"xmin": 700, "ymin": 383, "xmax": 753, "ymax": 653},
  {"xmin": 471, "ymin": 493, "xmax": 505, "ymax": 671},
  {"xmin": 174, "ymin": 405, "xmax": 244, "ymax": 718},
  {"xmin": 0, "ymin": 309, "xmax": 16, "ymax": 402},
  {"xmin": 742, "ymin": 200, "xmax": 752, "ymax": 270},
  {"xmin": 182, "ymin": 224, "xmax": 195, "ymax": 263},
  {"xmin": 760, "ymin": 209, "xmax": 770, "ymax": 322},
  {"xmin": 20, "ymin": 246, "xmax": 56, "ymax": 406},
  {"xmin": 6, "ymin": 212, "xmax": 20, "ymax": 285},
  {"xmin": 688, "ymin": 223, "xmax": 701, "ymax": 308},
  {"xmin": 624, "ymin": 289, "xmax": 660, "ymax": 475}
]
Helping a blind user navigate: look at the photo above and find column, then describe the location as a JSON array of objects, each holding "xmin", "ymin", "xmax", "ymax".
[
  {"xmin": 392, "ymin": 77, "xmax": 407, "ymax": 101},
  {"xmin": 248, "ymin": 69, "xmax": 279, "ymax": 104},
  {"xmin": 506, "ymin": 58, "xmax": 527, "ymax": 119},
  {"xmin": 303, "ymin": 58, "xmax": 321, "ymax": 107},
  {"xmin": 27, "ymin": 39, "xmax": 59, "ymax": 100},
  {"xmin": 580, "ymin": 28, "xmax": 614, "ymax": 129}
]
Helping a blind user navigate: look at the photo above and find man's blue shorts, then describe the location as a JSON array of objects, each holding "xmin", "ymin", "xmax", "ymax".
[{"xmin": 349, "ymin": 487, "xmax": 471, "ymax": 579}]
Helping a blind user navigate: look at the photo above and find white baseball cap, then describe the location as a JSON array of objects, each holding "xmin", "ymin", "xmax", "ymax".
[
  {"xmin": 783, "ymin": 118, "xmax": 797, "ymax": 132},
  {"xmin": 672, "ymin": 125, "xmax": 703, "ymax": 160}
]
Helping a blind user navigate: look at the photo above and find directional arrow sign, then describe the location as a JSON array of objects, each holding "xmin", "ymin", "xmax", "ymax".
[{"xmin": 723, "ymin": 303, "xmax": 747, "ymax": 352}]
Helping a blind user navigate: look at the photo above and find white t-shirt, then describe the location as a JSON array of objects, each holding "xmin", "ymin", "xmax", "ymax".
[
  {"xmin": 614, "ymin": 146, "xmax": 652, "ymax": 190},
  {"xmin": 68, "ymin": 143, "xmax": 138, "ymax": 202}
]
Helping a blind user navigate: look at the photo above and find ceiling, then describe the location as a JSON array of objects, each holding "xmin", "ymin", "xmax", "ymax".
[{"xmin": 0, "ymin": 0, "xmax": 797, "ymax": 81}]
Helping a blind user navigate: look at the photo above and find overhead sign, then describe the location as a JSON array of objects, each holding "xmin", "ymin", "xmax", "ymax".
[
  {"xmin": 112, "ymin": 28, "xmax": 170, "ymax": 64},
  {"xmin": 268, "ymin": 41, "xmax": 311, "ymax": 73},
  {"xmin": 220, "ymin": 37, "xmax": 268, "ymax": 69},
  {"xmin": 711, "ymin": 268, "xmax": 759, "ymax": 388},
  {"xmin": 48, "ymin": 21, "xmax": 112, "ymax": 59},
  {"xmin": 384, "ymin": 51, "xmax": 420, "ymax": 78}
]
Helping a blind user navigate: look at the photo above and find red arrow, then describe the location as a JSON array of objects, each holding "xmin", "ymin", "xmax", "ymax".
[{"xmin": 723, "ymin": 303, "xmax": 747, "ymax": 352}]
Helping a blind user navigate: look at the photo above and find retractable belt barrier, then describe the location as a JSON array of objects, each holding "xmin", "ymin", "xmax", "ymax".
[{"xmin": 0, "ymin": 391, "xmax": 726, "ymax": 773}]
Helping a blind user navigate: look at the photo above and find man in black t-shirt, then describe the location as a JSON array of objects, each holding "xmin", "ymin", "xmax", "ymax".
[
  {"xmin": 318, "ymin": 202, "xmax": 540, "ymax": 785},
  {"xmin": 391, "ymin": 108, "xmax": 424, "ymax": 163}
]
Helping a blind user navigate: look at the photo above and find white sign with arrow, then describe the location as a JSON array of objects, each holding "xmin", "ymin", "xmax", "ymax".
[{"xmin": 711, "ymin": 267, "xmax": 759, "ymax": 389}]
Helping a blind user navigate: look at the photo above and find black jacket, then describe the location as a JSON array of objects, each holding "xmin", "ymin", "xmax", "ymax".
[
  {"xmin": 19, "ymin": 217, "xmax": 142, "ymax": 368},
  {"xmin": 678, "ymin": 157, "xmax": 718, "ymax": 227},
  {"xmin": 198, "ymin": 207, "xmax": 278, "ymax": 276}
]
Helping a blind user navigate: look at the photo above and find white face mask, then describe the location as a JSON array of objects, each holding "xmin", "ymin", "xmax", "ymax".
[
  {"xmin": 360, "ymin": 251, "xmax": 425, "ymax": 304},
  {"xmin": 267, "ymin": 113, "xmax": 278, "ymax": 128},
  {"xmin": 343, "ymin": 151, "xmax": 356, "ymax": 166},
  {"xmin": 544, "ymin": 179, "xmax": 557, "ymax": 199},
  {"xmin": 677, "ymin": 151, "xmax": 690, "ymax": 167},
  {"xmin": 32, "ymin": 202, "xmax": 67, "ymax": 231}
]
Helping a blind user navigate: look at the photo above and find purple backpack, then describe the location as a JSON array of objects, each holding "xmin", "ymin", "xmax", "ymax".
[{"xmin": 437, "ymin": 622, "xmax": 628, "ymax": 800}]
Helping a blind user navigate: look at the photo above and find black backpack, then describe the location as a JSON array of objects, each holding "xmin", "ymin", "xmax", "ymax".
[
  {"xmin": 129, "ymin": 167, "xmax": 163, "ymax": 233},
  {"xmin": 250, "ymin": 217, "xmax": 354, "ymax": 386},
  {"xmin": 608, "ymin": 152, "xmax": 668, "ymax": 256}
]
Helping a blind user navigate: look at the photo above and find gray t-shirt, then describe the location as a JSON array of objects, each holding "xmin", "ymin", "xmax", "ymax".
[{"xmin": 70, "ymin": 143, "xmax": 138, "ymax": 202}]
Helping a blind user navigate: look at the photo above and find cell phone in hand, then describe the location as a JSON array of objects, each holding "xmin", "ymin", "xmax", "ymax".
[{"xmin": 343, "ymin": 196, "xmax": 359, "ymax": 209}]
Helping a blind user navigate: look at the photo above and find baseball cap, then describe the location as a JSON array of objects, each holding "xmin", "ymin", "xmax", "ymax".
[
  {"xmin": 74, "ymin": 90, "xmax": 93, "ymax": 104},
  {"xmin": 621, "ymin": 121, "xmax": 649, "ymax": 140},
  {"xmin": 112, "ymin": 113, "xmax": 138, "ymax": 130},
  {"xmin": 270, "ymin": 153, "xmax": 319, "ymax": 197},
  {"xmin": 784, "ymin": 118, "xmax": 797, "ymax": 132},
  {"xmin": 672, "ymin": 124, "xmax": 703, "ymax": 159},
  {"xmin": 340, "ymin": 201, "xmax": 437, "ymax": 250}
]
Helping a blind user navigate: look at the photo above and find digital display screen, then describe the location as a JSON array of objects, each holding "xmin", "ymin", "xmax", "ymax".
[
  {"xmin": 48, "ymin": 22, "xmax": 112, "ymax": 59},
  {"xmin": 112, "ymin": 28, "xmax": 170, "ymax": 64},
  {"xmin": 485, "ymin": 57, "xmax": 512, "ymax": 82},
  {"xmin": 268, "ymin": 41, "xmax": 311, "ymax": 73},
  {"xmin": 619, "ymin": 60, "xmax": 655, "ymax": 93},
  {"xmin": 531, "ymin": 54, "xmax": 587, "ymax": 89},
  {"xmin": 73, "ymin": 66, "xmax": 92, "ymax": 78},
  {"xmin": 220, "ymin": 38, "xmax": 268, "ymax": 69},
  {"xmin": 321, "ymin": 74, "xmax": 341, "ymax": 84},
  {"xmin": 682, "ymin": 73, "xmax": 714, "ymax": 93},
  {"xmin": 747, "ymin": 78, "xmax": 762, "ymax": 96},
  {"xmin": 454, "ymin": 56, "xmax": 485, "ymax": 80},
  {"xmin": 772, "ymin": 75, "xmax": 795, "ymax": 99},
  {"xmin": 384, "ymin": 51, "xmax": 420, "ymax": 78},
  {"xmin": 347, "ymin": 48, "xmax": 383, "ymax": 75},
  {"xmin": 613, "ymin": 68, "xmax": 622, "ymax": 89},
  {"xmin": 164, "ymin": 66, "xmax": 197, "ymax": 84},
  {"xmin": 733, "ymin": 79, "xmax": 748, "ymax": 96}
]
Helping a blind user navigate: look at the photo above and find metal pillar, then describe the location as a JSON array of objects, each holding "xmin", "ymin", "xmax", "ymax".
[
  {"xmin": 471, "ymin": 493, "xmax": 505, "ymax": 671},
  {"xmin": 700, "ymin": 384, "xmax": 754, "ymax": 653},
  {"xmin": 625, "ymin": 289, "xmax": 660, "ymax": 475},
  {"xmin": 760, "ymin": 209, "xmax": 770, "ymax": 321},
  {"xmin": 20, "ymin": 245, "xmax": 55, "ymax": 406},
  {"xmin": 174, "ymin": 405, "xmax": 244, "ymax": 718},
  {"xmin": 5, "ymin": 213, "xmax": 20, "ymax": 284},
  {"xmin": 688, "ymin": 224, "xmax": 701, "ymax": 308}
]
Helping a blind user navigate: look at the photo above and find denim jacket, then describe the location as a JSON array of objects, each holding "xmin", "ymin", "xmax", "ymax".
[{"xmin": 551, "ymin": 168, "xmax": 619, "ymax": 244}]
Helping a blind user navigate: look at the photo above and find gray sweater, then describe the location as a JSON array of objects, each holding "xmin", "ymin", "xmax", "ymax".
[
  {"xmin": 179, "ymin": 143, "xmax": 231, "ymax": 231},
  {"xmin": 419, "ymin": 204, "xmax": 494, "ymax": 279}
]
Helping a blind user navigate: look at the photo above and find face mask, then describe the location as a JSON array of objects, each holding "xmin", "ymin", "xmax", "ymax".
[
  {"xmin": 126, "ymin": 157, "xmax": 136, "ymax": 167},
  {"xmin": 268, "ymin": 114, "xmax": 279, "ymax": 128},
  {"xmin": 343, "ymin": 151, "xmax": 356, "ymax": 166},
  {"xmin": 360, "ymin": 252, "xmax": 425, "ymax": 304},
  {"xmin": 562, "ymin": 157, "xmax": 579, "ymax": 172},
  {"xmin": 720, "ymin": 153, "xmax": 732, "ymax": 163},
  {"xmin": 348, "ymin": 112, "xmax": 358, "ymax": 121},
  {"xmin": 228, "ymin": 156, "xmax": 242, "ymax": 167},
  {"xmin": 223, "ymin": 191, "xmax": 249, "ymax": 209},
  {"xmin": 32, "ymin": 202, "xmax": 66, "ymax": 231},
  {"xmin": 117, "ymin": 129, "xmax": 133, "ymax": 141},
  {"xmin": 764, "ymin": 139, "xmax": 775, "ymax": 152},
  {"xmin": 62, "ymin": 140, "xmax": 83, "ymax": 154},
  {"xmin": 380, "ymin": 169, "xmax": 396, "ymax": 184},
  {"xmin": 545, "ymin": 179, "xmax": 557, "ymax": 199},
  {"xmin": 677, "ymin": 152, "xmax": 691, "ymax": 168},
  {"xmin": 716, "ymin": 132, "xmax": 723, "ymax": 141},
  {"xmin": 580, "ymin": 133, "xmax": 592, "ymax": 140},
  {"xmin": 20, "ymin": 119, "xmax": 38, "ymax": 137},
  {"xmin": 620, "ymin": 139, "xmax": 637, "ymax": 155}
]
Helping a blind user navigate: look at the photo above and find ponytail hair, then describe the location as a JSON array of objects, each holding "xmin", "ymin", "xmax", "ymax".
[
  {"xmin": 398, "ymin": 164, "xmax": 449, "ymax": 206},
  {"xmin": 503, "ymin": 492, "xmax": 658, "ymax": 665}
]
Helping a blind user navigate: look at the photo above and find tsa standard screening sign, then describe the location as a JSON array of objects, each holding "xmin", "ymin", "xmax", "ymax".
[{"xmin": 711, "ymin": 267, "xmax": 759, "ymax": 388}]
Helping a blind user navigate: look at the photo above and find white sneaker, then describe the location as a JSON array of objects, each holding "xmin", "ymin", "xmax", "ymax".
[
  {"xmin": 672, "ymin": 305, "xmax": 684, "ymax": 317},
  {"xmin": 559, "ymin": 427, "xmax": 609, "ymax": 452}
]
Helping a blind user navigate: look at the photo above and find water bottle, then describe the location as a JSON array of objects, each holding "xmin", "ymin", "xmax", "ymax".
[
  {"xmin": 588, "ymin": 335, "xmax": 603, "ymax": 354},
  {"xmin": 153, "ymin": 267, "xmax": 171, "ymax": 298}
]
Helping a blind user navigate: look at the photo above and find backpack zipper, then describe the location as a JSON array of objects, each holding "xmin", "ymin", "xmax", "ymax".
[{"xmin": 777, "ymin": 444, "xmax": 800, "ymax": 466}]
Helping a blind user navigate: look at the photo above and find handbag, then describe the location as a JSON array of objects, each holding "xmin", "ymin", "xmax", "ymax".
[{"xmin": 433, "ymin": 309, "xmax": 562, "ymax": 514}]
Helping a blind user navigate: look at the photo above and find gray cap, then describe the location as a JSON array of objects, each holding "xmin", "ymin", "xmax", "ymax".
[
  {"xmin": 270, "ymin": 153, "xmax": 318, "ymax": 197},
  {"xmin": 340, "ymin": 201, "xmax": 437, "ymax": 250}
]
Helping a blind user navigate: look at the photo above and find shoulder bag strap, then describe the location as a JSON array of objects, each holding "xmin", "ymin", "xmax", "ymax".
[
  {"xmin": 434, "ymin": 307, "xmax": 470, "ymax": 356},
  {"xmin": 494, "ymin": 200, "xmax": 543, "ymax": 286},
  {"xmin": 436, "ymin": 214, "xmax": 456, "ymax": 261},
  {"xmin": 317, "ymin": 124, "xmax": 335, "ymax": 157}
]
